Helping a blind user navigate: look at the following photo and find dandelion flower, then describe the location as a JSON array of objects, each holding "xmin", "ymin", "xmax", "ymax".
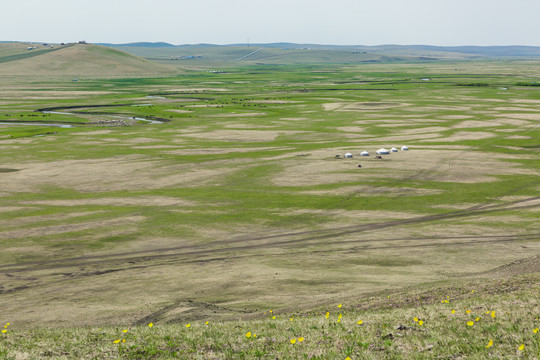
[
  {"xmin": 246, "ymin": 332, "xmax": 252, "ymax": 338},
  {"xmin": 467, "ymin": 321, "xmax": 474, "ymax": 326},
  {"xmin": 290, "ymin": 338, "xmax": 296, "ymax": 344},
  {"xmin": 357, "ymin": 320, "xmax": 363, "ymax": 325},
  {"xmin": 298, "ymin": 337, "xmax": 304, "ymax": 342},
  {"xmin": 205, "ymin": 321, "xmax": 209, "ymax": 325},
  {"xmin": 418, "ymin": 320, "xmax": 424, "ymax": 326},
  {"xmin": 113, "ymin": 339, "xmax": 121, "ymax": 344},
  {"xmin": 122, "ymin": 329, "xmax": 128, "ymax": 333},
  {"xmin": 486, "ymin": 339, "xmax": 493, "ymax": 348},
  {"xmin": 345, "ymin": 357, "xmax": 352, "ymax": 360},
  {"xmin": 325, "ymin": 312, "xmax": 330, "ymax": 319},
  {"xmin": 475, "ymin": 317, "xmax": 480, "ymax": 322},
  {"xmin": 272, "ymin": 316, "xmax": 276, "ymax": 320},
  {"xmin": 338, "ymin": 314, "xmax": 342, "ymax": 320},
  {"xmin": 485, "ymin": 311, "xmax": 490, "ymax": 315},
  {"xmin": 451, "ymin": 310, "xmax": 456, "ymax": 314},
  {"xmin": 122, "ymin": 339, "xmax": 126, "ymax": 343},
  {"xmin": 518, "ymin": 344, "xmax": 525, "ymax": 351},
  {"xmin": 148, "ymin": 323, "xmax": 153, "ymax": 328},
  {"xmin": 1, "ymin": 330, "xmax": 6, "ymax": 334},
  {"xmin": 269, "ymin": 310, "xmax": 273, "ymax": 313},
  {"xmin": 338, "ymin": 304, "xmax": 342, "ymax": 308},
  {"xmin": 466, "ymin": 310, "xmax": 471, "ymax": 314},
  {"xmin": 533, "ymin": 328, "xmax": 539, "ymax": 333},
  {"xmin": 186, "ymin": 323, "xmax": 191, "ymax": 328},
  {"xmin": 253, "ymin": 334, "xmax": 257, "ymax": 338},
  {"xmin": 413, "ymin": 317, "xmax": 419, "ymax": 322},
  {"xmin": 491, "ymin": 311, "xmax": 495, "ymax": 318},
  {"xmin": 290, "ymin": 317, "xmax": 294, "ymax": 322}
]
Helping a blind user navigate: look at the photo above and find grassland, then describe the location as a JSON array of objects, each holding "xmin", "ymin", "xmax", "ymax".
[{"xmin": 0, "ymin": 45, "xmax": 539, "ymax": 358}]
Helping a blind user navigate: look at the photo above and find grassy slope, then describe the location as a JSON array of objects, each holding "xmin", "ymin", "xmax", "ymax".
[{"xmin": 1, "ymin": 270, "xmax": 538, "ymax": 359}]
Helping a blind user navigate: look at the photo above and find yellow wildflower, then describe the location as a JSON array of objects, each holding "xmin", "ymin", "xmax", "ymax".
[
  {"xmin": 298, "ymin": 337, "xmax": 304, "ymax": 342},
  {"xmin": 491, "ymin": 311, "xmax": 495, "ymax": 318},
  {"xmin": 413, "ymin": 317, "xmax": 419, "ymax": 322},
  {"xmin": 338, "ymin": 304, "xmax": 342, "ymax": 308},
  {"xmin": 325, "ymin": 312, "xmax": 330, "ymax": 319},
  {"xmin": 467, "ymin": 321, "xmax": 474, "ymax": 326},
  {"xmin": 418, "ymin": 320, "xmax": 424, "ymax": 326},
  {"xmin": 113, "ymin": 339, "xmax": 121, "ymax": 344},
  {"xmin": 357, "ymin": 320, "xmax": 363, "ymax": 325},
  {"xmin": 246, "ymin": 332, "xmax": 252, "ymax": 338},
  {"xmin": 451, "ymin": 310, "xmax": 456, "ymax": 314},
  {"xmin": 1, "ymin": 330, "xmax": 6, "ymax": 334},
  {"xmin": 272, "ymin": 316, "xmax": 276, "ymax": 320},
  {"xmin": 290, "ymin": 317, "xmax": 294, "ymax": 322},
  {"xmin": 486, "ymin": 339, "xmax": 493, "ymax": 348},
  {"xmin": 290, "ymin": 338, "xmax": 297, "ymax": 344},
  {"xmin": 205, "ymin": 321, "xmax": 209, "ymax": 325},
  {"xmin": 122, "ymin": 329, "xmax": 128, "ymax": 333},
  {"xmin": 533, "ymin": 328, "xmax": 539, "ymax": 333},
  {"xmin": 186, "ymin": 323, "xmax": 191, "ymax": 328},
  {"xmin": 518, "ymin": 344, "xmax": 525, "ymax": 351},
  {"xmin": 148, "ymin": 323, "xmax": 153, "ymax": 328},
  {"xmin": 475, "ymin": 317, "xmax": 480, "ymax": 322},
  {"xmin": 466, "ymin": 310, "xmax": 471, "ymax": 314}
]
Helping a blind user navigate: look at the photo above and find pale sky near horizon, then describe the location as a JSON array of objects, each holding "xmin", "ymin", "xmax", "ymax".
[{"xmin": 3, "ymin": 0, "xmax": 540, "ymax": 46}]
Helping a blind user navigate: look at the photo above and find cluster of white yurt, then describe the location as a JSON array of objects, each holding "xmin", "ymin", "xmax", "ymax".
[{"xmin": 341, "ymin": 146, "xmax": 409, "ymax": 158}]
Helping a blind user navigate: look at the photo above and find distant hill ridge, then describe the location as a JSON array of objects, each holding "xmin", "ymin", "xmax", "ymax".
[{"xmin": 101, "ymin": 42, "xmax": 540, "ymax": 57}]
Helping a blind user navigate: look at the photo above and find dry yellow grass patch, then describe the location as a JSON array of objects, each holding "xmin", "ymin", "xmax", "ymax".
[
  {"xmin": 0, "ymin": 216, "xmax": 145, "ymax": 240},
  {"xmin": 25, "ymin": 196, "xmax": 194, "ymax": 207},
  {"xmin": 272, "ymin": 148, "xmax": 537, "ymax": 187},
  {"xmin": 202, "ymin": 112, "xmax": 266, "ymax": 118},
  {"xmin": 164, "ymin": 146, "xmax": 291, "ymax": 155},
  {"xmin": 0, "ymin": 155, "xmax": 244, "ymax": 192},
  {"xmin": 182, "ymin": 130, "xmax": 304, "ymax": 142},
  {"xmin": 451, "ymin": 120, "xmax": 503, "ymax": 129},
  {"xmin": 421, "ymin": 131, "xmax": 495, "ymax": 142}
]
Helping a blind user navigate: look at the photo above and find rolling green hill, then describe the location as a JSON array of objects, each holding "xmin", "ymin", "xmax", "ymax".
[{"xmin": 0, "ymin": 43, "xmax": 178, "ymax": 77}]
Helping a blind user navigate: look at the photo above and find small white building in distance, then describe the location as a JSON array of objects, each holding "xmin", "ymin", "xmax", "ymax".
[
  {"xmin": 391, "ymin": 147, "xmax": 398, "ymax": 152},
  {"xmin": 376, "ymin": 148, "xmax": 390, "ymax": 155},
  {"xmin": 344, "ymin": 153, "xmax": 353, "ymax": 158},
  {"xmin": 401, "ymin": 146, "xmax": 409, "ymax": 151},
  {"xmin": 360, "ymin": 151, "xmax": 370, "ymax": 156}
]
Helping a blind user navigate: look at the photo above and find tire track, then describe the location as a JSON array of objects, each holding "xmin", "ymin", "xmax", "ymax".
[{"xmin": 1, "ymin": 195, "xmax": 538, "ymax": 274}]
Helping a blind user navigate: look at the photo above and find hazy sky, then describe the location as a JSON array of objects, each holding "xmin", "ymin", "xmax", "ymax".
[{"xmin": 3, "ymin": 0, "xmax": 540, "ymax": 46}]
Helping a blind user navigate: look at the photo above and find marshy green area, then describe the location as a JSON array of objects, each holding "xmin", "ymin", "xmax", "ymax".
[{"xmin": 0, "ymin": 44, "xmax": 539, "ymax": 358}]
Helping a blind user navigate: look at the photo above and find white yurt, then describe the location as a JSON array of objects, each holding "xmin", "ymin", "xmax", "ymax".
[
  {"xmin": 391, "ymin": 147, "xmax": 398, "ymax": 152},
  {"xmin": 401, "ymin": 146, "xmax": 409, "ymax": 151},
  {"xmin": 376, "ymin": 148, "xmax": 390, "ymax": 155},
  {"xmin": 344, "ymin": 153, "xmax": 353, "ymax": 158},
  {"xmin": 360, "ymin": 151, "xmax": 370, "ymax": 156}
]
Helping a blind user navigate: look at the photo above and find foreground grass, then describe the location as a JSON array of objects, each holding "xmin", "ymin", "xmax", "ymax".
[{"xmin": 2, "ymin": 274, "xmax": 538, "ymax": 359}]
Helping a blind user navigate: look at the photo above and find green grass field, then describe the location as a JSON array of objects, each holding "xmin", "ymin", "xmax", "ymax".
[{"xmin": 0, "ymin": 44, "xmax": 538, "ymax": 358}]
